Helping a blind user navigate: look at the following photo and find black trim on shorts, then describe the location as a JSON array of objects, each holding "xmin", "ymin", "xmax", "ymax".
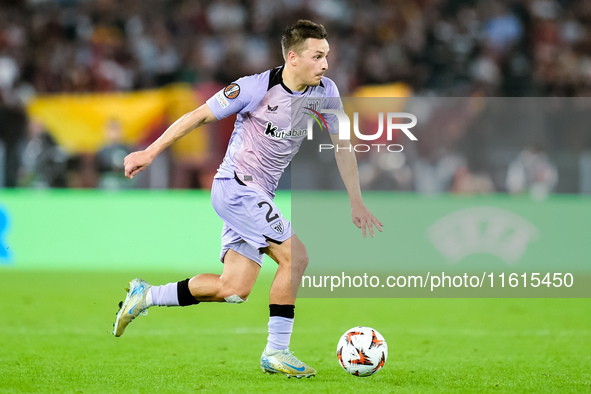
[
  {"xmin": 258, "ymin": 235, "xmax": 284, "ymax": 253},
  {"xmin": 264, "ymin": 235, "xmax": 283, "ymax": 245}
]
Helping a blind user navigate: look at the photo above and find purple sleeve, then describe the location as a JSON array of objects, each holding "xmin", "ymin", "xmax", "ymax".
[
  {"xmin": 206, "ymin": 71, "xmax": 270, "ymax": 120},
  {"xmin": 322, "ymin": 78, "xmax": 343, "ymax": 135}
]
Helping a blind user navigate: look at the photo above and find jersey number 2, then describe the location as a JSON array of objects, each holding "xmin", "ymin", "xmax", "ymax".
[{"xmin": 257, "ymin": 201, "xmax": 279, "ymax": 223}]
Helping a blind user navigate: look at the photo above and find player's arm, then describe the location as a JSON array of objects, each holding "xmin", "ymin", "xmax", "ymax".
[
  {"xmin": 330, "ymin": 132, "xmax": 383, "ymax": 237},
  {"xmin": 124, "ymin": 103, "xmax": 217, "ymax": 179}
]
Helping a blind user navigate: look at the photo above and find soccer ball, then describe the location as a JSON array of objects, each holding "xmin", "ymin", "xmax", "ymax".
[{"xmin": 336, "ymin": 326, "xmax": 388, "ymax": 377}]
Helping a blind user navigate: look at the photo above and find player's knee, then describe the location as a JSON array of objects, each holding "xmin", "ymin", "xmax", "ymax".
[{"xmin": 293, "ymin": 252, "xmax": 309, "ymax": 270}]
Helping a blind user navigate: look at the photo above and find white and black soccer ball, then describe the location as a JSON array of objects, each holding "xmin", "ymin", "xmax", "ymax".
[{"xmin": 336, "ymin": 326, "xmax": 388, "ymax": 377}]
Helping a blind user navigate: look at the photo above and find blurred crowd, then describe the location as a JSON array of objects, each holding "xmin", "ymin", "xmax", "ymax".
[
  {"xmin": 3, "ymin": 0, "xmax": 591, "ymax": 101},
  {"xmin": 1, "ymin": 0, "xmax": 591, "ymax": 194}
]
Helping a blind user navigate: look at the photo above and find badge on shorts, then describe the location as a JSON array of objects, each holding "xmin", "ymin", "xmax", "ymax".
[
  {"xmin": 224, "ymin": 83, "xmax": 240, "ymax": 99},
  {"xmin": 270, "ymin": 220, "xmax": 284, "ymax": 234}
]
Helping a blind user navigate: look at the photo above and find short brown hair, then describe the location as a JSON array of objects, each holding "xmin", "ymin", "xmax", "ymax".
[{"xmin": 281, "ymin": 20, "xmax": 328, "ymax": 60}]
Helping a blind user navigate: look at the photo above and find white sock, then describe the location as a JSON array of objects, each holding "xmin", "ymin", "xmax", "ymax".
[
  {"xmin": 145, "ymin": 288, "xmax": 153, "ymax": 307},
  {"xmin": 266, "ymin": 316, "xmax": 294, "ymax": 352},
  {"xmin": 148, "ymin": 283, "xmax": 180, "ymax": 306}
]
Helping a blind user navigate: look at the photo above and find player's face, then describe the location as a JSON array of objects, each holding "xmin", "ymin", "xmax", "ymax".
[{"xmin": 296, "ymin": 38, "xmax": 329, "ymax": 86}]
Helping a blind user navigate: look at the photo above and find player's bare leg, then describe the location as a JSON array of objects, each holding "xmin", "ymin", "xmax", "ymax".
[
  {"xmin": 113, "ymin": 250, "xmax": 259, "ymax": 336},
  {"xmin": 188, "ymin": 250, "xmax": 260, "ymax": 303},
  {"xmin": 266, "ymin": 235, "xmax": 309, "ymax": 303},
  {"xmin": 260, "ymin": 235, "xmax": 316, "ymax": 378}
]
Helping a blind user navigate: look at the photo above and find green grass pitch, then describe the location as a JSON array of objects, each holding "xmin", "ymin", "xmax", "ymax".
[{"xmin": 1, "ymin": 269, "xmax": 590, "ymax": 393}]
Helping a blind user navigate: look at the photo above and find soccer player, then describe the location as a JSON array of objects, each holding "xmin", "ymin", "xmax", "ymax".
[{"xmin": 114, "ymin": 20, "xmax": 383, "ymax": 378}]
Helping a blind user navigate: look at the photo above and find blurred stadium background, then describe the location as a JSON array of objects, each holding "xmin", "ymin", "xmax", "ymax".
[{"xmin": 0, "ymin": 0, "xmax": 590, "ymax": 192}]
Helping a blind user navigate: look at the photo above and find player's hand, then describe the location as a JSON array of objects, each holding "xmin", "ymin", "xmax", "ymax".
[
  {"xmin": 124, "ymin": 150, "xmax": 153, "ymax": 179},
  {"xmin": 351, "ymin": 202, "xmax": 383, "ymax": 238}
]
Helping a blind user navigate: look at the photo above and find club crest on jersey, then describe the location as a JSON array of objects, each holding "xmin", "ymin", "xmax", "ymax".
[
  {"xmin": 264, "ymin": 121, "xmax": 307, "ymax": 140},
  {"xmin": 270, "ymin": 220, "xmax": 284, "ymax": 234},
  {"xmin": 306, "ymin": 98, "xmax": 321, "ymax": 112},
  {"xmin": 223, "ymin": 83, "xmax": 240, "ymax": 99}
]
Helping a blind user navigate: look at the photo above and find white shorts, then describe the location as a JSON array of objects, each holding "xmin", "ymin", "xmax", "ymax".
[{"xmin": 211, "ymin": 177, "xmax": 292, "ymax": 266}]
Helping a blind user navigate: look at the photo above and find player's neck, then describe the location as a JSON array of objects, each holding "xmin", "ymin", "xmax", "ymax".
[{"xmin": 281, "ymin": 66, "xmax": 307, "ymax": 93}]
